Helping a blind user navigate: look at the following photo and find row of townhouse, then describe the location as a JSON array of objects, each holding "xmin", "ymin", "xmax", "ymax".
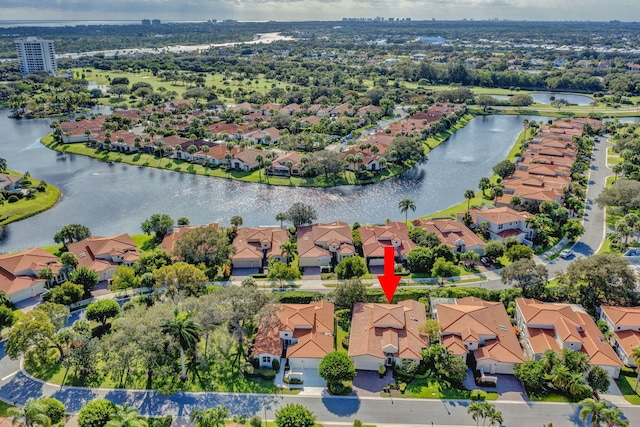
[
  {"xmin": 496, "ymin": 118, "xmax": 602, "ymax": 207},
  {"xmin": 252, "ymin": 296, "xmax": 632, "ymax": 383},
  {"xmin": 230, "ymin": 208, "xmax": 538, "ymax": 274}
]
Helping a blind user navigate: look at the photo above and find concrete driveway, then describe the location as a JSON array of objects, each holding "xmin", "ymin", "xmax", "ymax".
[
  {"xmin": 462, "ymin": 369, "xmax": 528, "ymax": 402},
  {"xmin": 352, "ymin": 369, "xmax": 393, "ymax": 396},
  {"xmin": 231, "ymin": 268, "xmax": 259, "ymax": 280},
  {"xmin": 302, "ymin": 267, "xmax": 321, "ymax": 279}
]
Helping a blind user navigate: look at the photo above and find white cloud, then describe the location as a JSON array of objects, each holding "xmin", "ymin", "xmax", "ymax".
[{"xmin": 0, "ymin": 0, "xmax": 639, "ymax": 21}]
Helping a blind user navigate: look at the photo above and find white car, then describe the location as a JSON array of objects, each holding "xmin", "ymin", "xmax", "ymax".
[{"xmin": 559, "ymin": 249, "xmax": 574, "ymax": 259}]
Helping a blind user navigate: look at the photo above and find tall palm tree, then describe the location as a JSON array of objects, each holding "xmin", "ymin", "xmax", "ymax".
[
  {"xmin": 579, "ymin": 398, "xmax": 608, "ymax": 427},
  {"xmin": 398, "ymin": 198, "xmax": 416, "ymax": 225},
  {"xmin": 106, "ymin": 404, "xmax": 146, "ymax": 427},
  {"xmin": 276, "ymin": 212, "xmax": 287, "ymax": 229},
  {"xmin": 7, "ymin": 398, "xmax": 51, "ymax": 427},
  {"xmin": 189, "ymin": 405, "xmax": 229, "ymax": 427},
  {"xmin": 631, "ymin": 346, "xmax": 640, "ymax": 393},
  {"xmin": 280, "ymin": 241, "xmax": 297, "ymax": 266},
  {"xmin": 464, "ymin": 189, "xmax": 475, "ymax": 210},
  {"xmin": 467, "ymin": 402, "xmax": 487, "ymax": 427},
  {"xmin": 161, "ymin": 309, "xmax": 203, "ymax": 380},
  {"xmin": 486, "ymin": 406, "xmax": 503, "ymax": 427}
]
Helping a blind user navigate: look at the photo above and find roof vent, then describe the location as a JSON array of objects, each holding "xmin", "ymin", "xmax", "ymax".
[
  {"xmin": 411, "ymin": 317, "xmax": 419, "ymax": 321},
  {"xmin": 499, "ymin": 324, "xmax": 507, "ymax": 331}
]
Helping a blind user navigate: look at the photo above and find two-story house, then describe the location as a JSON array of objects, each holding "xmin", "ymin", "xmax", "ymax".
[
  {"xmin": 600, "ymin": 305, "xmax": 640, "ymax": 367},
  {"xmin": 297, "ymin": 222, "xmax": 356, "ymax": 269},
  {"xmin": 358, "ymin": 222, "xmax": 415, "ymax": 266},
  {"xmin": 252, "ymin": 301, "xmax": 334, "ymax": 371},
  {"xmin": 67, "ymin": 234, "xmax": 141, "ymax": 282},
  {"xmin": 433, "ymin": 296, "xmax": 525, "ymax": 374},
  {"xmin": 231, "ymin": 227, "xmax": 289, "ymax": 271},
  {"xmin": 515, "ymin": 298, "xmax": 622, "ymax": 378},
  {"xmin": 349, "ymin": 300, "xmax": 428, "ymax": 371},
  {"xmin": 0, "ymin": 248, "xmax": 65, "ymax": 303},
  {"xmin": 414, "ymin": 218, "xmax": 486, "ymax": 255},
  {"xmin": 460, "ymin": 206, "xmax": 534, "ymax": 245}
]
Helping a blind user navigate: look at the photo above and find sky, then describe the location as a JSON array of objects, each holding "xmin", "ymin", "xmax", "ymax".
[{"xmin": 0, "ymin": 0, "xmax": 639, "ymax": 22}]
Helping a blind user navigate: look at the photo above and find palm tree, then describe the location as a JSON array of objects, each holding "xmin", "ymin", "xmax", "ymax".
[
  {"xmin": 616, "ymin": 219, "xmax": 633, "ymax": 247},
  {"xmin": 464, "ymin": 189, "xmax": 475, "ymax": 210},
  {"xmin": 486, "ymin": 406, "xmax": 503, "ymax": 427},
  {"xmin": 255, "ymin": 154, "xmax": 264, "ymax": 180},
  {"xmin": 467, "ymin": 402, "xmax": 488, "ymax": 427},
  {"xmin": 280, "ymin": 241, "xmax": 297, "ymax": 266},
  {"xmin": 7, "ymin": 398, "xmax": 51, "ymax": 427},
  {"xmin": 161, "ymin": 309, "xmax": 203, "ymax": 380},
  {"xmin": 189, "ymin": 405, "xmax": 229, "ymax": 427},
  {"xmin": 631, "ymin": 346, "xmax": 640, "ymax": 393},
  {"xmin": 562, "ymin": 348, "xmax": 589, "ymax": 374},
  {"xmin": 106, "ymin": 404, "xmax": 146, "ymax": 427},
  {"xmin": 398, "ymin": 198, "xmax": 416, "ymax": 225},
  {"xmin": 478, "ymin": 177, "xmax": 491, "ymax": 197},
  {"xmin": 230, "ymin": 215, "xmax": 243, "ymax": 228},
  {"xmin": 579, "ymin": 398, "xmax": 609, "ymax": 427},
  {"xmin": 550, "ymin": 364, "xmax": 572, "ymax": 390},
  {"xmin": 600, "ymin": 406, "xmax": 629, "ymax": 427},
  {"xmin": 276, "ymin": 212, "xmax": 287, "ymax": 229}
]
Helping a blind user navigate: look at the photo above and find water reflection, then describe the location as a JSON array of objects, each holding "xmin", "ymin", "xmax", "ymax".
[{"xmin": 0, "ymin": 110, "xmax": 548, "ymax": 251}]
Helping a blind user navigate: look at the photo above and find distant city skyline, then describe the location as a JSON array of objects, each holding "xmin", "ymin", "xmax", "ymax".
[{"xmin": 0, "ymin": 0, "xmax": 639, "ymax": 23}]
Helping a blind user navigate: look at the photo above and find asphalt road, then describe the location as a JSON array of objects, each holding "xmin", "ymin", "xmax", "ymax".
[{"xmin": 0, "ymin": 134, "xmax": 624, "ymax": 426}]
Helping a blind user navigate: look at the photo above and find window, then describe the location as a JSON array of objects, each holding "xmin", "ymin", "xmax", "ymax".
[
  {"xmin": 498, "ymin": 224, "xmax": 503, "ymax": 230},
  {"xmin": 262, "ymin": 356, "xmax": 271, "ymax": 363}
]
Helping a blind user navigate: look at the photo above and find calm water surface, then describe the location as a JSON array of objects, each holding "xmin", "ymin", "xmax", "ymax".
[{"xmin": 0, "ymin": 111, "xmax": 548, "ymax": 251}]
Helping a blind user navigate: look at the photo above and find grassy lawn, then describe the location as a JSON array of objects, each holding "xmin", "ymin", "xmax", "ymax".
[
  {"xmin": 336, "ymin": 320, "xmax": 349, "ymax": 354},
  {"xmin": 0, "ymin": 172, "xmax": 61, "ymax": 226},
  {"xmin": 130, "ymin": 233, "xmax": 157, "ymax": 251},
  {"xmin": 42, "ymin": 135, "xmax": 409, "ymax": 188},
  {"xmin": 388, "ymin": 377, "xmax": 497, "ymax": 400},
  {"xmin": 41, "ymin": 243, "xmax": 63, "ymax": 255},
  {"xmin": 528, "ymin": 393, "xmax": 571, "ymax": 403},
  {"xmin": 24, "ymin": 349, "xmax": 299, "ymax": 395},
  {"xmin": 617, "ymin": 373, "xmax": 640, "ymax": 404},
  {"xmin": 0, "ymin": 401, "xmax": 14, "ymax": 417},
  {"xmin": 69, "ymin": 68, "xmax": 293, "ymax": 104}
]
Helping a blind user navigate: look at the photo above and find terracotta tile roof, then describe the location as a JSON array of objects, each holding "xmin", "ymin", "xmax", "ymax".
[
  {"xmin": 0, "ymin": 248, "xmax": 61, "ymax": 296},
  {"xmin": 297, "ymin": 222, "xmax": 355, "ymax": 260},
  {"xmin": 252, "ymin": 301, "xmax": 334, "ymax": 359},
  {"xmin": 437, "ymin": 297, "xmax": 525, "ymax": 364},
  {"xmin": 441, "ymin": 334, "xmax": 467, "ymax": 356},
  {"xmin": 613, "ymin": 330, "xmax": 640, "ymax": 360},
  {"xmin": 348, "ymin": 300, "xmax": 428, "ymax": 360},
  {"xmin": 517, "ymin": 298, "xmax": 622, "ymax": 367},
  {"xmin": 601, "ymin": 305, "xmax": 640, "ymax": 326},
  {"xmin": 413, "ymin": 219, "xmax": 485, "ymax": 252},
  {"xmin": 161, "ymin": 223, "xmax": 219, "ymax": 256},
  {"xmin": 231, "ymin": 227, "xmax": 289, "ymax": 262},
  {"xmin": 67, "ymin": 234, "xmax": 140, "ymax": 273},
  {"xmin": 464, "ymin": 206, "xmax": 531, "ymax": 227},
  {"xmin": 359, "ymin": 222, "xmax": 415, "ymax": 260}
]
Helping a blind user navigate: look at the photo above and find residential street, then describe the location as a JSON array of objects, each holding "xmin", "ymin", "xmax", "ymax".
[{"xmin": 0, "ymin": 131, "xmax": 624, "ymax": 426}]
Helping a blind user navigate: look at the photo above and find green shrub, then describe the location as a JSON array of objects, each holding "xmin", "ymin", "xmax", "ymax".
[
  {"xmin": 148, "ymin": 416, "xmax": 172, "ymax": 427},
  {"xmin": 353, "ymin": 420, "xmax": 363, "ymax": 427},
  {"xmin": 249, "ymin": 416, "xmax": 262, "ymax": 427},
  {"xmin": 38, "ymin": 397, "xmax": 66, "ymax": 424},
  {"xmin": 272, "ymin": 358, "xmax": 280, "ymax": 372},
  {"xmin": 7, "ymin": 195, "xmax": 20, "ymax": 203},
  {"xmin": 379, "ymin": 365, "xmax": 386, "ymax": 376},
  {"xmin": 399, "ymin": 382, "xmax": 407, "ymax": 394}
]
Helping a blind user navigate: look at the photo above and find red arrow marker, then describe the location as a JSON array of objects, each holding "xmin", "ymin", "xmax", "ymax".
[{"xmin": 378, "ymin": 246, "xmax": 401, "ymax": 303}]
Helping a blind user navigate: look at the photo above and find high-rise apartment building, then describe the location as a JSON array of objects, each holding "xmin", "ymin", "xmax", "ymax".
[{"xmin": 14, "ymin": 37, "xmax": 57, "ymax": 76}]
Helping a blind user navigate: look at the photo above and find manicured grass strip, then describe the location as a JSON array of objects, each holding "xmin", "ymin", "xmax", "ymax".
[
  {"xmin": 617, "ymin": 374, "xmax": 640, "ymax": 405},
  {"xmin": 390, "ymin": 377, "xmax": 498, "ymax": 400},
  {"xmin": 528, "ymin": 393, "xmax": 571, "ymax": 403},
  {"xmin": 41, "ymin": 135, "xmax": 411, "ymax": 188},
  {"xmin": 0, "ymin": 171, "xmax": 61, "ymax": 226}
]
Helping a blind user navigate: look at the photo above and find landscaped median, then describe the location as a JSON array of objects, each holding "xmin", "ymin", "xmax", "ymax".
[{"xmin": 0, "ymin": 170, "xmax": 61, "ymax": 226}]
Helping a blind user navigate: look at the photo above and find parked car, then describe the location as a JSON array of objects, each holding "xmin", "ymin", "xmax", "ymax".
[
  {"xmin": 480, "ymin": 256, "xmax": 492, "ymax": 266},
  {"xmin": 559, "ymin": 249, "xmax": 574, "ymax": 259}
]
